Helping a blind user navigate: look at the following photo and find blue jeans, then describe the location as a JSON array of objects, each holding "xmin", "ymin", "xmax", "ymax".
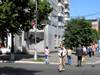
[
  {"xmin": 67, "ymin": 56, "xmax": 72, "ymax": 65},
  {"xmin": 45, "ymin": 55, "xmax": 49, "ymax": 64}
]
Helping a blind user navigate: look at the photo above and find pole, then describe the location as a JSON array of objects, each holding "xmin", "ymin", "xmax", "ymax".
[
  {"xmin": 34, "ymin": 0, "xmax": 38, "ymax": 60},
  {"xmin": 57, "ymin": 20, "xmax": 59, "ymax": 48}
]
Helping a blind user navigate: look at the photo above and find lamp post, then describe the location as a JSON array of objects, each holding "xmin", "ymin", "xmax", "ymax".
[
  {"xmin": 33, "ymin": 0, "xmax": 45, "ymax": 60},
  {"xmin": 33, "ymin": 0, "xmax": 44, "ymax": 60},
  {"xmin": 34, "ymin": 0, "xmax": 38, "ymax": 60}
]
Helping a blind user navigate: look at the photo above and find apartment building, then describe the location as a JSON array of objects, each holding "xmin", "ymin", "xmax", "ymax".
[{"xmin": 44, "ymin": 0, "xmax": 70, "ymax": 51}]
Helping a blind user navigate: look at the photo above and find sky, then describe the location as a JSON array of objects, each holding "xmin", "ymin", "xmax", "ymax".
[{"xmin": 70, "ymin": 0, "xmax": 100, "ymax": 19}]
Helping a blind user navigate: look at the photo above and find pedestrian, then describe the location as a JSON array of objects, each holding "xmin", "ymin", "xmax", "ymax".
[
  {"xmin": 92, "ymin": 43, "xmax": 98, "ymax": 56},
  {"xmin": 76, "ymin": 44, "xmax": 83, "ymax": 67},
  {"xmin": 58, "ymin": 44, "xmax": 67, "ymax": 72},
  {"xmin": 87, "ymin": 46, "xmax": 92, "ymax": 58},
  {"xmin": 82, "ymin": 46, "xmax": 87, "ymax": 62},
  {"xmin": 44, "ymin": 46, "xmax": 50, "ymax": 64},
  {"xmin": 67, "ymin": 48, "xmax": 72, "ymax": 65}
]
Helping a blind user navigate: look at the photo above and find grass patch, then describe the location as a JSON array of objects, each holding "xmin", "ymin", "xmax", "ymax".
[
  {"xmin": 33, "ymin": 51, "xmax": 44, "ymax": 54},
  {"xmin": 38, "ymin": 52, "xmax": 44, "ymax": 54},
  {"xmin": 33, "ymin": 58, "xmax": 45, "ymax": 62}
]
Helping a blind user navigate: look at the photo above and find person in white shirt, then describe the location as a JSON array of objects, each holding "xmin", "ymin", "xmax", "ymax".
[
  {"xmin": 82, "ymin": 46, "xmax": 87, "ymax": 62},
  {"xmin": 44, "ymin": 46, "xmax": 50, "ymax": 64},
  {"xmin": 58, "ymin": 44, "xmax": 67, "ymax": 72},
  {"xmin": 67, "ymin": 48, "xmax": 72, "ymax": 65}
]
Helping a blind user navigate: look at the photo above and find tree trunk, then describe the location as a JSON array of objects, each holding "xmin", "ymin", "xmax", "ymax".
[
  {"xmin": 11, "ymin": 33, "xmax": 14, "ymax": 62},
  {"xmin": 1, "ymin": 36, "xmax": 5, "ymax": 47}
]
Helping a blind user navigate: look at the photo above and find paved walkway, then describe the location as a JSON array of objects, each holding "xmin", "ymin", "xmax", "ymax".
[
  {"xmin": 16, "ymin": 51, "xmax": 100, "ymax": 65},
  {"xmin": 49, "ymin": 52, "xmax": 100, "ymax": 65},
  {"xmin": 0, "ymin": 51, "xmax": 100, "ymax": 65}
]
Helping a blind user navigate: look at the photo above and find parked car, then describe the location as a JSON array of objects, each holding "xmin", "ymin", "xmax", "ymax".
[{"xmin": 0, "ymin": 48, "xmax": 10, "ymax": 54}]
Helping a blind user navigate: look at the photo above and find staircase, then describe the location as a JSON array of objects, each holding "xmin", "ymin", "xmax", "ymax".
[{"xmin": 28, "ymin": 40, "xmax": 44, "ymax": 54}]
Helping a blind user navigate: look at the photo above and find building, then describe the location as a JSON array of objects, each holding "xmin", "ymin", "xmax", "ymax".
[
  {"xmin": 91, "ymin": 19, "xmax": 99, "ymax": 31},
  {"xmin": 44, "ymin": 0, "xmax": 70, "ymax": 51}
]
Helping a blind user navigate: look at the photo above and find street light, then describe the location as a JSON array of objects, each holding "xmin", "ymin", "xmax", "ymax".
[
  {"xmin": 33, "ymin": 0, "xmax": 44, "ymax": 60},
  {"xmin": 33, "ymin": 0, "xmax": 38, "ymax": 60},
  {"xmin": 35, "ymin": 0, "xmax": 37, "ymax": 44}
]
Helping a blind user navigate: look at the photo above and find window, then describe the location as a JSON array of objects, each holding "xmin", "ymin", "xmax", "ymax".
[
  {"xmin": 58, "ymin": 35, "xmax": 60, "ymax": 38},
  {"xmin": 65, "ymin": 4, "xmax": 68, "ymax": 8},
  {"xmin": 58, "ymin": 0, "xmax": 61, "ymax": 2},
  {"xmin": 54, "ymin": 34, "xmax": 57, "ymax": 38},
  {"xmin": 58, "ymin": 16, "xmax": 63, "ymax": 22},
  {"xmin": 61, "ymin": 7, "xmax": 64, "ymax": 12}
]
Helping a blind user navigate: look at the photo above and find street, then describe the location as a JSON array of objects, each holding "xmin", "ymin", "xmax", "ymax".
[{"xmin": 0, "ymin": 63, "xmax": 100, "ymax": 75}]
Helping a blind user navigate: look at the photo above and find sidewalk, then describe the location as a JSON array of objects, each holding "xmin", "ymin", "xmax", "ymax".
[{"xmin": 0, "ymin": 51, "xmax": 100, "ymax": 65}]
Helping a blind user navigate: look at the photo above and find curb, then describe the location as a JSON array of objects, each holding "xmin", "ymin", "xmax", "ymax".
[
  {"xmin": 0, "ymin": 60, "xmax": 59, "ymax": 65},
  {"xmin": 15, "ymin": 61, "xmax": 59, "ymax": 65},
  {"xmin": 15, "ymin": 61, "xmax": 45, "ymax": 64},
  {"xmin": 0, "ymin": 60, "xmax": 100, "ymax": 65}
]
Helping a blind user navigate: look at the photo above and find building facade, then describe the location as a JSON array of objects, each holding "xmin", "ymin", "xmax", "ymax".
[
  {"xmin": 44, "ymin": 0, "xmax": 70, "ymax": 51},
  {"xmin": 91, "ymin": 19, "xmax": 99, "ymax": 31}
]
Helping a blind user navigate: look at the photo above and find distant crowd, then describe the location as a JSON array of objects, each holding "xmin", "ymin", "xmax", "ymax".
[
  {"xmin": 44, "ymin": 42, "xmax": 98, "ymax": 72},
  {"xmin": 57, "ymin": 43, "xmax": 98, "ymax": 72}
]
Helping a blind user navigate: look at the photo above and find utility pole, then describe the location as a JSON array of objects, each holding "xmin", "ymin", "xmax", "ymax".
[{"xmin": 34, "ymin": 0, "xmax": 38, "ymax": 60}]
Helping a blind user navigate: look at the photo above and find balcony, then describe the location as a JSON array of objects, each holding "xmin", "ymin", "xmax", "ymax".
[
  {"xmin": 57, "ymin": 2, "xmax": 63, "ymax": 7},
  {"xmin": 64, "ymin": 17, "xmax": 70, "ymax": 21},
  {"xmin": 64, "ymin": 9, "xmax": 69, "ymax": 13},
  {"xmin": 58, "ymin": 13, "xmax": 63, "ymax": 17},
  {"xmin": 64, "ymin": 0, "xmax": 69, "ymax": 4}
]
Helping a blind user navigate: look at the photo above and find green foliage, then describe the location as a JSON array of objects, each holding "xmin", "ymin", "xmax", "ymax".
[
  {"xmin": 29, "ymin": 0, "xmax": 53, "ymax": 29},
  {"xmin": 33, "ymin": 58, "xmax": 45, "ymax": 62},
  {"xmin": 0, "ymin": 0, "xmax": 32, "ymax": 34},
  {"xmin": 38, "ymin": 0, "xmax": 52, "ymax": 17},
  {"xmin": 0, "ymin": 0, "xmax": 52, "ymax": 33},
  {"xmin": 64, "ymin": 18, "xmax": 99, "ymax": 48},
  {"xmin": 37, "ymin": 0, "xmax": 52, "ymax": 29}
]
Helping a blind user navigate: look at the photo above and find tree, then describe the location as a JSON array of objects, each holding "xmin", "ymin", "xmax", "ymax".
[
  {"xmin": 0, "ymin": 0, "xmax": 33, "ymax": 61},
  {"xmin": 29, "ymin": 0, "xmax": 52, "ymax": 29},
  {"xmin": 0, "ymin": 0, "xmax": 52, "ymax": 61},
  {"xmin": 63, "ymin": 18, "xmax": 99, "ymax": 48}
]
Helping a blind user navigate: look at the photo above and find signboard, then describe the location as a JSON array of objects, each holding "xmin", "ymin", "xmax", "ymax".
[{"xmin": 32, "ymin": 20, "xmax": 35, "ymax": 29}]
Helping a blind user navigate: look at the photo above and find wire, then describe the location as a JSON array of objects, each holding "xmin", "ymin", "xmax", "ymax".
[
  {"xmin": 71, "ymin": 11, "xmax": 100, "ymax": 18},
  {"xmin": 83, "ymin": 11, "xmax": 100, "ymax": 17}
]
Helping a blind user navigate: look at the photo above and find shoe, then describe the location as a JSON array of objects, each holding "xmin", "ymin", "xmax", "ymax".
[
  {"xmin": 59, "ymin": 70, "xmax": 62, "ymax": 72},
  {"xmin": 45, "ymin": 62, "xmax": 49, "ymax": 64},
  {"xmin": 77, "ymin": 65, "xmax": 79, "ymax": 67},
  {"xmin": 91, "ymin": 65, "xmax": 95, "ymax": 67},
  {"xmin": 62, "ymin": 68, "xmax": 65, "ymax": 71},
  {"xmin": 58, "ymin": 69, "xmax": 62, "ymax": 72}
]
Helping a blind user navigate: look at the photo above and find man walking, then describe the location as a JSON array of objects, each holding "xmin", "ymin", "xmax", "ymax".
[
  {"xmin": 76, "ymin": 44, "xmax": 83, "ymax": 67},
  {"xmin": 58, "ymin": 44, "xmax": 67, "ymax": 72}
]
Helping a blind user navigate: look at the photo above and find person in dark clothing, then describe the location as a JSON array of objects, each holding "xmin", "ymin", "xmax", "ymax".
[
  {"xmin": 87, "ymin": 46, "xmax": 92, "ymax": 58},
  {"xmin": 76, "ymin": 44, "xmax": 83, "ymax": 67}
]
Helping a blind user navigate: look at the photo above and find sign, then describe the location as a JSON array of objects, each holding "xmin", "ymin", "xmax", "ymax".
[{"xmin": 31, "ymin": 20, "xmax": 35, "ymax": 29}]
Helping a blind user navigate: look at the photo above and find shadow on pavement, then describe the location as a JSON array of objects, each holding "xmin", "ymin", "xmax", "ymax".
[
  {"xmin": 0, "ymin": 67, "xmax": 42, "ymax": 75},
  {"xmin": 0, "ymin": 53, "xmax": 45, "ymax": 62}
]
